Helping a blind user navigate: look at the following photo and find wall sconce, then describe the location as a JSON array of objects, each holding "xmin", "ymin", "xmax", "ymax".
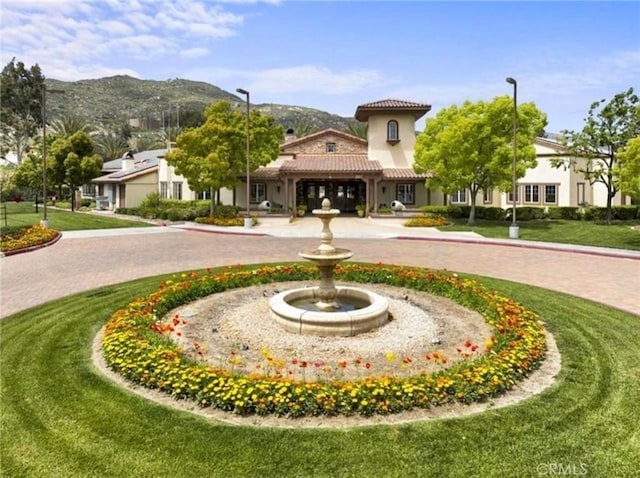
[
  {"xmin": 382, "ymin": 186, "xmax": 386, "ymax": 194},
  {"xmin": 277, "ymin": 185, "xmax": 281, "ymax": 193}
]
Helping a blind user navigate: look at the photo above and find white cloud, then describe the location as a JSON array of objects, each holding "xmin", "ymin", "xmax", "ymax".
[{"xmin": 181, "ymin": 47, "xmax": 210, "ymax": 59}]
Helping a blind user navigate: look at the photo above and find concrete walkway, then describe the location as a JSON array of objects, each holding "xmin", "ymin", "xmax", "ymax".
[{"xmin": 1, "ymin": 216, "xmax": 639, "ymax": 318}]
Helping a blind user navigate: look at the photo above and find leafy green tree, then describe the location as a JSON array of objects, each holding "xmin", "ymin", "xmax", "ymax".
[
  {"xmin": 13, "ymin": 150, "xmax": 43, "ymax": 203},
  {"xmin": 0, "ymin": 59, "xmax": 46, "ymax": 164},
  {"xmin": 414, "ymin": 96, "xmax": 547, "ymax": 225},
  {"xmin": 616, "ymin": 136, "xmax": 640, "ymax": 198},
  {"xmin": 166, "ymin": 101, "xmax": 283, "ymax": 214},
  {"xmin": 49, "ymin": 131, "xmax": 102, "ymax": 210},
  {"xmin": 555, "ymin": 88, "xmax": 640, "ymax": 223}
]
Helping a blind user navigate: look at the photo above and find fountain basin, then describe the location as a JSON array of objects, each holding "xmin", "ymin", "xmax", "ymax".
[{"xmin": 269, "ymin": 286, "xmax": 389, "ymax": 336}]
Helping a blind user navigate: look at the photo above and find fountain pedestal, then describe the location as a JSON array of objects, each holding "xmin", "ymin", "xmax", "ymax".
[{"xmin": 269, "ymin": 199, "xmax": 389, "ymax": 336}]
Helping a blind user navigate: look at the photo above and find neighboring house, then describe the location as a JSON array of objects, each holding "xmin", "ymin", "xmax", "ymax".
[
  {"xmin": 91, "ymin": 150, "xmax": 163, "ymax": 209},
  {"xmin": 87, "ymin": 98, "xmax": 632, "ymax": 213}
]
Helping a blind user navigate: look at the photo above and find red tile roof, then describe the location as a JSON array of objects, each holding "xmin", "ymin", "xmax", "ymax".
[
  {"xmin": 355, "ymin": 99, "xmax": 432, "ymax": 121},
  {"xmin": 383, "ymin": 168, "xmax": 430, "ymax": 179},
  {"xmin": 280, "ymin": 155, "xmax": 383, "ymax": 174}
]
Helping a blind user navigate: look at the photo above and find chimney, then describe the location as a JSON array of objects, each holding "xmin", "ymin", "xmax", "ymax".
[
  {"xmin": 122, "ymin": 151, "xmax": 135, "ymax": 170},
  {"xmin": 284, "ymin": 128, "xmax": 297, "ymax": 143}
]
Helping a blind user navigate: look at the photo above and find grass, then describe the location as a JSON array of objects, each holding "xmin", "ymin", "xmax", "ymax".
[
  {"xmin": 1, "ymin": 264, "xmax": 639, "ymax": 477},
  {"xmin": 0, "ymin": 201, "xmax": 154, "ymax": 231},
  {"xmin": 442, "ymin": 218, "xmax": 640, "ymax": 250}
]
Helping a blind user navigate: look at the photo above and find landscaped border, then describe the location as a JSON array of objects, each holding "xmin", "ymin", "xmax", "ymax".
[
  {"xmin": 102, "ymin": 263, "xmax": 547, "ymax": 417},
  {"xmin": 0, "ymin": 224, "xmax": 61, "ymax": 256}
]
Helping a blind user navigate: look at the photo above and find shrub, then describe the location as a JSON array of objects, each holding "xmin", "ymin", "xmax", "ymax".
[
  {"xmin": 476, "ymin": 207, "xmax": 506, "ymax": 220},
  {"xmin": 419, "ymin": 205, "xmax": 449, "ymax": 217},
  {"xmin": 404, "ymin": 215, "xmax": 450, "ymax": 227},
  {"xmin": 212, "ymin": 204, "xmax": 240, "ymax": 219},
  {"xmin": 583, "ymin": 207, "xmax": 608, "ymax": 221},
  {"xmin": 514, "ymin": 207, "xmax": 546, "ymax": 221},
  {"xmin": 140, "ymin": 192, "xmax": 161, "ymax": 209},
  {"xmin": 547, "ymin": 207, "xmax": 580, "ymax": 220},
  {"xmin": 612, "ymin": 206, "xmax": 638, "ymax": 220}
]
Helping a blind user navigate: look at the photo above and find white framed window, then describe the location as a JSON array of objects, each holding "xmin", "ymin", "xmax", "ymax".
[
  {"xmin": 387, "ymin": 120, "xmax": 399, "ymax": 142},
  {"xmin": 82, "ymin": 184, "xmax": 96, "ymax": 197},
  {"xmin": 172, "ymin": 181, "xmax": 183, "ymax": 200},
  {"xmin": 197, "ymin": 190, "xmax": 212, "ymax": 200},
  {"xmin": 524, "ymin": 184, "xmax": 540, "ymax": 204},
  {"xmin": 251, "ymin": 183, "xmax": 266, "ymax": 203},
  {"xmin": 508, "ymin": 187, "xmax": 520, "ymax": 204},
  {"xmin": 544, "ymin": 184, "xmax": 557, "ymax": 204},
  {"xmin": 483, "ymin": 189, "xmax": 493, "ymax": 204},
  {"xmin": 326, "ymin": 142, "xmax": 336, "ymax": 153},
  {"xmin": 451, "ymin": 189, "xmax": 467, "ymax": 204},
  {"xmin": 160, "ymin": 181, "xmax": 168, "ymax": 199},
  {"xmin": 396, "ymin": 183, "xmax": 414, "ymax": 204}
]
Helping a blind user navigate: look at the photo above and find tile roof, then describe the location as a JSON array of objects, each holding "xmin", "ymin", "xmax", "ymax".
[
  {"xmin": 250, "ymin": 167, "xmax": 282, "ymax": 179},
  {"xmin": 280, "ymin": 155, "xmax": 383, "ymax": 174},
  {"xmin": 355, "ymin": 99, "xmax": 432, "ymax": 121},
  {"xmin": 382, "ymin": 168, "xmax": 431, "ymax": 180}
]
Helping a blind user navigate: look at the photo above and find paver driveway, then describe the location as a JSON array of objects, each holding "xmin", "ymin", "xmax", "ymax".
[{"xmin": 1, "ymin": 223, "xmax": 638, "ymax": 318}]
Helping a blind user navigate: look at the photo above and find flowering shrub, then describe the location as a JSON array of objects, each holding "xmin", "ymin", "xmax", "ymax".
[
  {"xmin": 195, "ymin": 216, "xmax": 257, "ymax": 227},
  {"xmin": 0, "ymin": 224, "xmax": 60, "ymax": 252},
  {"xmin": 102, "ymin": 263, "xmax": 547, "ymax": 417},
  {"xmin": 404, "ymin": 215, "xmax": 450, "ymax": 228}
]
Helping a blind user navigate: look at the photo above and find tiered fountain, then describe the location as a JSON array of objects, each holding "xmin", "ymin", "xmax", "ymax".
[{"xmin": 269, "ymin": 198, "xmax": 389, "ymax": 336}]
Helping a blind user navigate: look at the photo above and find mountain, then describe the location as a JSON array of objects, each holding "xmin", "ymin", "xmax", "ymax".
[{"xmin": 44, "ymin": 75, "xmax": 356, "ymax": 132}]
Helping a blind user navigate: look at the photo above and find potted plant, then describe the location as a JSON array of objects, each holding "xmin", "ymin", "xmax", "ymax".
[
  {"xmin": 297, "ymin": 204, "xmax": 307, "ymax": 217},
  {"xmin": 356, "ymin": 204, "xmax": 366, "ymax": 217}
]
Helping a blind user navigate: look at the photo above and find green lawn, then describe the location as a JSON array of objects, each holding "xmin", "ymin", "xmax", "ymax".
[
  {"xmin": 442, "ymin": 219, "xmax": 640, "ymax": 250},
  {"xmin": 1, "ymin": 265, "xmax": 638, "ymax": 477},
  {"xmin": 0, "ymin": 201, "xmax": 154, "ymax": 231}
]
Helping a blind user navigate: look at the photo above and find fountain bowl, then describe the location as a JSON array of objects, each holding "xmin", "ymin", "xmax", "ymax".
[{"xmin": 269, "ymin": 286, "xmax": 389, "ymax": 336}]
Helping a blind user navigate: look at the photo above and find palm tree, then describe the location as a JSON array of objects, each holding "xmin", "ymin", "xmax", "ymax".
[
  {"xmin": 344, "ymin": 121, "xmax": 368, "ymax": 140},
  {"xmin": 94, "ymin": 131, "xmax": 129, "ymax": 161},
  {"xmin": 132, "ymin": 133, "xmax": 164, "ymax": 152},
  {"xmin": 49, "ymin": 115, "xmax": 96, "ymax": 137},
  {"xmin": 287, "ymin": 121, "xmax": 318, "ymax": 138}
]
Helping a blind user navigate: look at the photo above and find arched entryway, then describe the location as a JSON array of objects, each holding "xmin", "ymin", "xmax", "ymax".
[{"xmin": 296, "ymin": 180, "xmax": 366, "ymax": 213}]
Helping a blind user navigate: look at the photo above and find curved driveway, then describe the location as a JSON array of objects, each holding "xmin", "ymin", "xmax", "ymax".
[{"xmin": 1, "ymin": 218, "xmax": 639, "ymax": 318}]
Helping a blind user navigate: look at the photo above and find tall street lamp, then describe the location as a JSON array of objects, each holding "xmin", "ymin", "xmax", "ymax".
[
  {"xmin": 236, "ymin": 88, "xmax": 251, "ymax": 228},
  {"xmin": 505, "ymin": 77, "xmax": 519, "ymax": 239},
  {"xmin": 41, "ymin": 86, "xmax": 65, "ymax": 228}
]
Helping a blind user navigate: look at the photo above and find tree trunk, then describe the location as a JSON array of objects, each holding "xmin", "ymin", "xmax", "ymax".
[
  {"xmin": 606, "ymin": 190, "xmax": 614, "ymax": 225},
  {"xmin": 467, "ymin": 188, "xmax": 478, "ymax": 226}
]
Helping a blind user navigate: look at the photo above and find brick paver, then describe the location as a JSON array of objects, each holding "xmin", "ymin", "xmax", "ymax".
[{"xmin": 1, "ymin": 226, "xmax": 638, "ymax": 318}]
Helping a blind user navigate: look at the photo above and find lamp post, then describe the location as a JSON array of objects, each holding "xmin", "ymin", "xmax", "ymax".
[
  {"xmin": 236, "ymin": 88, "xmax": 252, "ymax": 228},
  {"xmin": 505, "ymin": 77, "xmax": 519, "ymax": 239},
  {"xmin": 41, "ymin": 86, "xmax": 65, "ymax": 228}
]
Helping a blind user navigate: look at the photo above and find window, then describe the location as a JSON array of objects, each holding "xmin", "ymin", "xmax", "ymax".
[
  {"xmin": 197, "ymin": 190, "xmax": 212, "ymax": 200},
  {"xmin": 396, "ymin": 184, "xmax": 415, "ymax": 204},
  {"xmin": 326, "ymin": 142, "xmax": 336, "ymax": 153},
  {"xmin": 172, "ymin": 181, "xmax": 182, "ymax": 200},
  {"xmin": 251, "ymin": 183, "xmax": 266, "ymax": 203},
  {"xmin": 577, "ymin": 183, "xmax": 585, "ymax": 206},
  {"xmin": 544, "ymin": 185, "xmax": 557, "ymax": 204},
  {"xmin": 82, "ymin": 184, "xmax": 96, "ymax": 197},
  {"xmin": 160, "ymin": 181, "xmax": 168, "ymax": 199},
  {"xmin": 508, "ymin": 187, "xmax": 520, "ymax": 204},
  {"xmin": 524, "ymin": 185, "xmax": 540, "ymax": 204},
  {"xmin": 387, "ymin": 120, "xmax": 399, "ymax": 143},
  {"xmin": 451, "ymin": 189, "xmax": 467, "ymax": 204},
  {"xmin": 483, "ymin": 189, "xmax": 493, "ymax": 204}
]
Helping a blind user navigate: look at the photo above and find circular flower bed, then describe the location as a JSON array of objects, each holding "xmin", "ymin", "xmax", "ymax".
[
  {"xmin": 0, "ymin": 224, "xmax": 60, "ymax": 254},
  {"xmin": 102, "ymin": 263, "xmax": 547, "ymax": 417}
]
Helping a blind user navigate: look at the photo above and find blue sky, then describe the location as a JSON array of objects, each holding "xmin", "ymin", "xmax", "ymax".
[{"xmin": 1, "ymin": 0, "xmax": 639, "ymax": 133}]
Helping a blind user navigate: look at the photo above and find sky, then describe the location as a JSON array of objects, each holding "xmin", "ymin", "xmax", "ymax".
[{"xmin": 1, "ymin": 0, "xmax": 639, "ymax": 134}]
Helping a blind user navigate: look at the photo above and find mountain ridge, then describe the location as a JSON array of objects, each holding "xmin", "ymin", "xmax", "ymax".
[{"xmin": 44, "ymin": 75, "xmax": 356, "ymax": 132}]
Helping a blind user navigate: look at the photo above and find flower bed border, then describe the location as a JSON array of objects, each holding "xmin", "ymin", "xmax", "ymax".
[
  {"xmin": 1, "ymin": 225, "xmax": 61, "ymax": 256},
  {"xmin": 102, "ymin": 263, "xmax": 547, "ymax": 417}
]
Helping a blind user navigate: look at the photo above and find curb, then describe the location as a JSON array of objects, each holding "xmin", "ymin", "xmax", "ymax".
[{"xmin": 396, "ymin": 235, "xmax": 640, "ymax": 260}]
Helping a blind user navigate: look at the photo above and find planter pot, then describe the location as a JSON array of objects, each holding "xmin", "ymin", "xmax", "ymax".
[
  {"xmin": 297, "ymin": 210, "xmax": 306, "ymax": 217},
  {"xmin": 357, "ymin": 210, "xmax": 365, "ymax": 218}
]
